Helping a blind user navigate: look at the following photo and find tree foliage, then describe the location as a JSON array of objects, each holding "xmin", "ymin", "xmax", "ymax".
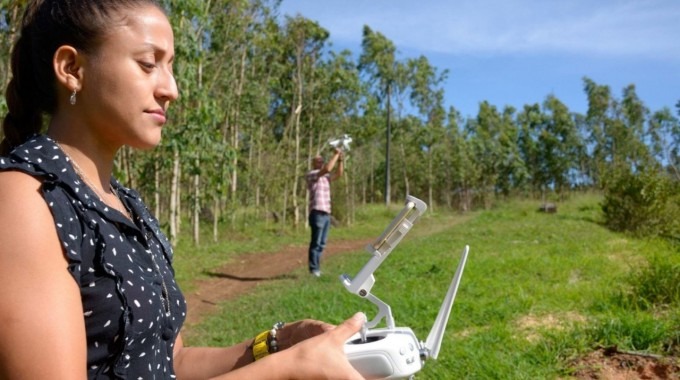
[{"xmin": 0, "ymin": 1, "xmax": 678, "ymax": 244}]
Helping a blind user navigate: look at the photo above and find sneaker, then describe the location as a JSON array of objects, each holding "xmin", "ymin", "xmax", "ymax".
[{"xmin": 311, "ymin": 270, "xmax": 321, "ymax": 277}]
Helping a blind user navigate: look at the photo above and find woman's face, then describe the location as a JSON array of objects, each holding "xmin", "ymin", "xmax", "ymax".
[{"xmin": 78, "ymin": 4, "xmax": 178, "ymax": 150}]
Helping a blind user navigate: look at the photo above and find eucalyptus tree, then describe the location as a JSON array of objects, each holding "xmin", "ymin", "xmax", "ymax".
[
  {"xmin": 467, "ymin": 102, "xmax": 501, "ymax": 208},
  {"xmin": 494, "ymin": 106, "xmax": 525, "ymax": 197},
  {"xmin": 305, "ymin": 50, "xmax": 363, "ymax": 224},
  {"xmin": 390, "ymin": 115, "xmax": 423, "ymax": 198},
  {"xmin": 358, "ymin": 26, "xmax": 401, "ymax": 205},
  {"xmin": 355, "ymin": 94, "xmax": 385, "ymax": 203},
  {"xmin": 237, "ymin": 8, "xmax": 288, "ymax": 222},
  {"xmin": 617, "ymin": 84, "xmax": 653, "ymax": 170},
  {"xmin": 582, "ymin": 77, "xmax": 611, "ymax": 185},
  {"xmin": 648, "ymin": 107, "xmax": 680, "ymax": 180},
  {"xmin": 467, "ymin": 102, "xmax": 523, "ymax": 207},
  {"xmin": 540, "ymin": 95, "xmax": 584, "ymax": 195},
  {"xmin": 208, "ymin": 0, "xmax": 267, "ymax": 198},
  {"xmin": 516, "ymin": 103, "xmax": 545, "ymax": 194},
  {"xmin": 581, "ymin": 78, "xmax": 652, "ymax": 185},
  {"xmin": 206, "ymin": 0, "xmax": 280, "ymax": 232},
  {"xmin": 441, "ymin": 107, "xmax": 473, "ymax": 210},
  {"xmin": 266, "ymin": 15, "xmax": 331, "ymax": 227},
  {"xmin": 407, "ymin": 55, "xmax": 448, "ymax": 209},
  {"xmin": 160, "ymin": 0, "xmax": 231, "ymax": 245},
  {"xmin": 584, "ymin": 80, "xmax": 653, "ymax": 181},
  {"xmin": 571, "ymin": 112, "xmax": 592, "ymax": 187}
]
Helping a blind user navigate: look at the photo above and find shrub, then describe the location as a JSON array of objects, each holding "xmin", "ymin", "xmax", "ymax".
[
  {"xmin": 601, "ymin": 166, "xmax": 680, "ymax": 239},
  {"xmin": 616, "ymin": 255, "xmax": 680, "ymax": 310}
]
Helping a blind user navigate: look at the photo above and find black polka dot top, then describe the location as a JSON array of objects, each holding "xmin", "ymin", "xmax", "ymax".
[{"xmin": 0, "ymin": 135, "xmax": 187, "ymax": 379}]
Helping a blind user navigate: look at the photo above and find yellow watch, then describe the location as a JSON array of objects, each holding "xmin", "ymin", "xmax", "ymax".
[
  {"xmin": 252, "ymin": 321, "xmax": 285, "ymax": 361},
  {"xmin": 252, "ymin": 330, "xmax": 271, "ymax": 361}
]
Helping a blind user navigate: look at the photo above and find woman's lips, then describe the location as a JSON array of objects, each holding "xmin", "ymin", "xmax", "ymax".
[{"xmin": 147, "ymin": 109, "xmax": 167, "ymax": 124}]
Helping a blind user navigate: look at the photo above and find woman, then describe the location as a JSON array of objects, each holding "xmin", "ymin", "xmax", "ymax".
[{"xmin": 0, "ymin": 0, "xmax": 365, "ymax": 378}]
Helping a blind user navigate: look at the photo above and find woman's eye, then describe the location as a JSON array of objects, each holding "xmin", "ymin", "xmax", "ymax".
[{"xmin": 140, "ymin": 61, "xmax": 157, "ymax": 70}]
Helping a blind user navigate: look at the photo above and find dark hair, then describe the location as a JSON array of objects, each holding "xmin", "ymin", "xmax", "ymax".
[{"xmin": 0, "ymin": 0, "xmax": 163, "ymax": 155}]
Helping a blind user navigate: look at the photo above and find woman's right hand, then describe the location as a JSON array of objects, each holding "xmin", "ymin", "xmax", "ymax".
[{"xmin": 277, "ymin": 312, "xmax": 366, "ymax": 380}]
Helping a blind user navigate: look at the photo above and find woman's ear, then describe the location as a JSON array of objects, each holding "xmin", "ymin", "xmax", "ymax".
[{"xmin": 53, "ymin": 45, "xmax": 83, "ymax": 92}]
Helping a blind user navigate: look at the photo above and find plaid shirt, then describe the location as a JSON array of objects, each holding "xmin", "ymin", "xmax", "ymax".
[{"xmin": 306, "ymin": 169, "xmax": 332, "ymax": 213}]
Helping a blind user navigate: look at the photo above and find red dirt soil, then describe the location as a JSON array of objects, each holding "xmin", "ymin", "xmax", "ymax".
[
  {"xmin": 182, "ymin": 238, "xmax": 374, "ymax": 327},
  {"xmin": 566, "ymin": 346, "xmax": 679, "ymax": 380}
]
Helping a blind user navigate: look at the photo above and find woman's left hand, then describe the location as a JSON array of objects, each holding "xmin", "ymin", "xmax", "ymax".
[{"xmin": 277, "ymin": 319, "xmax": 335, "ymax": 350}]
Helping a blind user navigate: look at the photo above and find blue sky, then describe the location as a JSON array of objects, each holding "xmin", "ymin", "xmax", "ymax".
[{"xmin": 277, "ymin": 0, "xmax": 680, "ymax": 119}]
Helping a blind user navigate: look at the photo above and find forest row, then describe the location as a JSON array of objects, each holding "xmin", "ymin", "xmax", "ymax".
[{"xmin": 1, "ymin": 0, "xmax": 678, "ymax": 244}]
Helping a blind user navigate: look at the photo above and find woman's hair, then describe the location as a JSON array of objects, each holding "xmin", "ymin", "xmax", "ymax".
[{"xmin": 0, "ymin": 0, "xmax": 163, "ymax": 155}]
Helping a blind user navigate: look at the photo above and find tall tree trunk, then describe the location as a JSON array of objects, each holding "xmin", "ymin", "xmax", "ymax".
[
  {"xmin": 170, "ymin": 148, "xmax": 180, "ymax": 246},
  {"xmin": 192, "ymin": 158, "xmax": 200, "ymax": 245},
  {"xmin": 254, "ymin": 118, "xmax": 265, "ymax": 209},
  {"xmin": 370, "ymin": 152, "xmax": 375, "ymax": 203},
  {"xmin": 282, "ymin": 183, "xmax": 289, "ymax": 230},
  {"xmin": 229, "ymin": 47, "xmax": 247, "ymax": 202},
  {"xmin": 385, "ymin": 84, "xmax": 392, "ymax": 205},
  {"xmin": 120, "ymin": 146, "xmax": 135, "ymax": 189},
  {"xmin": 292, "ymin": 101, "xmax": 301, "ymax": 227},
  {"xmin": 291, "ymin": 40, "xmax": 305, "ymax": 228},
  {"xmin": 399, "ymin": 143, "xmax": 410, "ymax": 197},
  {"xmin": 212, "ymin": 197, "xmax": 219, "ymax": 243},
  {"xmin": 154, "ymin": 158, "xmax": 160, "ymax": 219},
  {"xmin": 428, "ymin": 150, "xmax": 434, "ymax": 211}
]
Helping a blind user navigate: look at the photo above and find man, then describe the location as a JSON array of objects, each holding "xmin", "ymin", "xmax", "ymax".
[{"xmin": 306, "ymin": 148, "xmax": 344, "ymax": 277}]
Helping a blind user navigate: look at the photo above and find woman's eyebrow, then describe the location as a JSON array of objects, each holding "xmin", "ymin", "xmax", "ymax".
[{"xmin": 138, "ymin": 41, "xmax": 173, "ymax": 56}]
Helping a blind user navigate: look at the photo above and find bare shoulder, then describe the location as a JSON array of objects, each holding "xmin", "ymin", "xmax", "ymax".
[
  {"xmin": 0, "ymin": 170, "xmax": 61, "ymax": 260},
  {"xmin": 0, "ymin": 169, "xmax": 43, "ymax": 193},
  {"xmin": 0, "ymin": 170, "xmax": 87, "ymax": 378},
  {"xmin": 0, "ymin": 169, "xmax": 49, "ymax": 221}
]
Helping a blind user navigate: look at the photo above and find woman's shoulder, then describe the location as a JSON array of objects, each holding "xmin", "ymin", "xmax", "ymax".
[
  {"xmin": 0, "ymin": 135, "xmax": 59, "ymax": 207},
  {"xmin": 0, "ymin": 169, "xmax": 43, "ymax": 197},
  {"xmin": 0, "ymin": 169, "xmax": 60, "ymax": 254},
  {"xmin": 0, "ymin": 169, "xmax": 52, "ymax": 217}
]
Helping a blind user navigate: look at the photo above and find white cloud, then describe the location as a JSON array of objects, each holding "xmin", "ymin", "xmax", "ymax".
[{"xmin": 281, "ymin": 0, "xmax": 680, "ymax": 60}]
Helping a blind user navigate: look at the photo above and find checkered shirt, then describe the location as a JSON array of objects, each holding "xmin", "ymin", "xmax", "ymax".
[{"xmin": 306, "ymin": 169, "xmax": 332, "ymax": 213}]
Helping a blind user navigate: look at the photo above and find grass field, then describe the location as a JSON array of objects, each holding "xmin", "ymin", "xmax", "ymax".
[{"xmin": 177, "ymin": 193, "xmax": 680, "ymax": 379}]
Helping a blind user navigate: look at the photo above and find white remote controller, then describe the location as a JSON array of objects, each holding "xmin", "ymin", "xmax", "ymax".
[
  {"xmin": 340, "ymin": 196, "xmax": 469, "ymax": 380},
  {"xmin": 345, "ymin": 327, "xmax": 422, "ymax": 379}
]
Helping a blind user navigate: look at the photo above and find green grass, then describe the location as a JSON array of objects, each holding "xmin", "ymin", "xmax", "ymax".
[
  {"xmin": 172, "ymin": 202, "xmax": 464, "ymax": 292},
  {"xmin": 178, "ymin": 193, "xmax": 680, "ymax": 379}
]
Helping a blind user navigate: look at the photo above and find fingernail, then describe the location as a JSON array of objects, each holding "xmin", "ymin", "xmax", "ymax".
[{"xmin": 353, "ymin": 312, "xmax": 367, "ymax": 322}]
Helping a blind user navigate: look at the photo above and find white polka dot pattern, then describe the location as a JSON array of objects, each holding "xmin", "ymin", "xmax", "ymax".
[{"xmin": 0, "ymin": 136, "xmax": 187, "ymax": 379}]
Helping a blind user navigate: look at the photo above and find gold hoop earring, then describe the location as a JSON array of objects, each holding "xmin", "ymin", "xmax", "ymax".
[{"xmin": 69, "ymin": 89, "xmax": 77, "ymax": 105}]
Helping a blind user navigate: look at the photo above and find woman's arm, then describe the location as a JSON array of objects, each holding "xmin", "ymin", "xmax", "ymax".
[
  {"xmin": 173, "ymin": 313, "xmax": 366, "ymax": 380},
  {"xmin": 172, "ymin": 333, "xmax": 253, "ymax": 380},
  {"xmin": 0, "ymin": 171, "xmax": 88, "ymax": 379}
]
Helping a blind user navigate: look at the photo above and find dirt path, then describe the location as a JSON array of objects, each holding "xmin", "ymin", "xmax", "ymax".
[
  {"xmin": 183, "ymin": 237, "xmax": 374, "ymax": 327},
  {"xmin": 182, "ymin": 214, "xmax": 474, "ymax": 327}
]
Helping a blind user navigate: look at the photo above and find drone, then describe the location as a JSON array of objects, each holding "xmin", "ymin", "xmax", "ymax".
[
  {"xmin": 328, "ymin": 134, "xmax": 353, "ymax": 152},
  {"xmin": 340, "ymin": 195, "xmax": 470, "ymax": 379}
]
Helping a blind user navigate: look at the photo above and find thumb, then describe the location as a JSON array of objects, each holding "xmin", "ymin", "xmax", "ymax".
[{"xmin": 332, "ymin": 312, "xmax": 366, "ymax": 341}]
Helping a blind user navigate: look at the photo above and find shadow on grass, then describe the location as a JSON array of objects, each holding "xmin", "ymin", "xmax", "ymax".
[{"xmin": 203, "ymin": 271, "xmax": 298, "ymax": 282}]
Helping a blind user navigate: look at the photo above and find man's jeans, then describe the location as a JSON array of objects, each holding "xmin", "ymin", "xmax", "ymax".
[{"xmin": 308, "ymin": 210, "xmax": 331, "ymax": 272}]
